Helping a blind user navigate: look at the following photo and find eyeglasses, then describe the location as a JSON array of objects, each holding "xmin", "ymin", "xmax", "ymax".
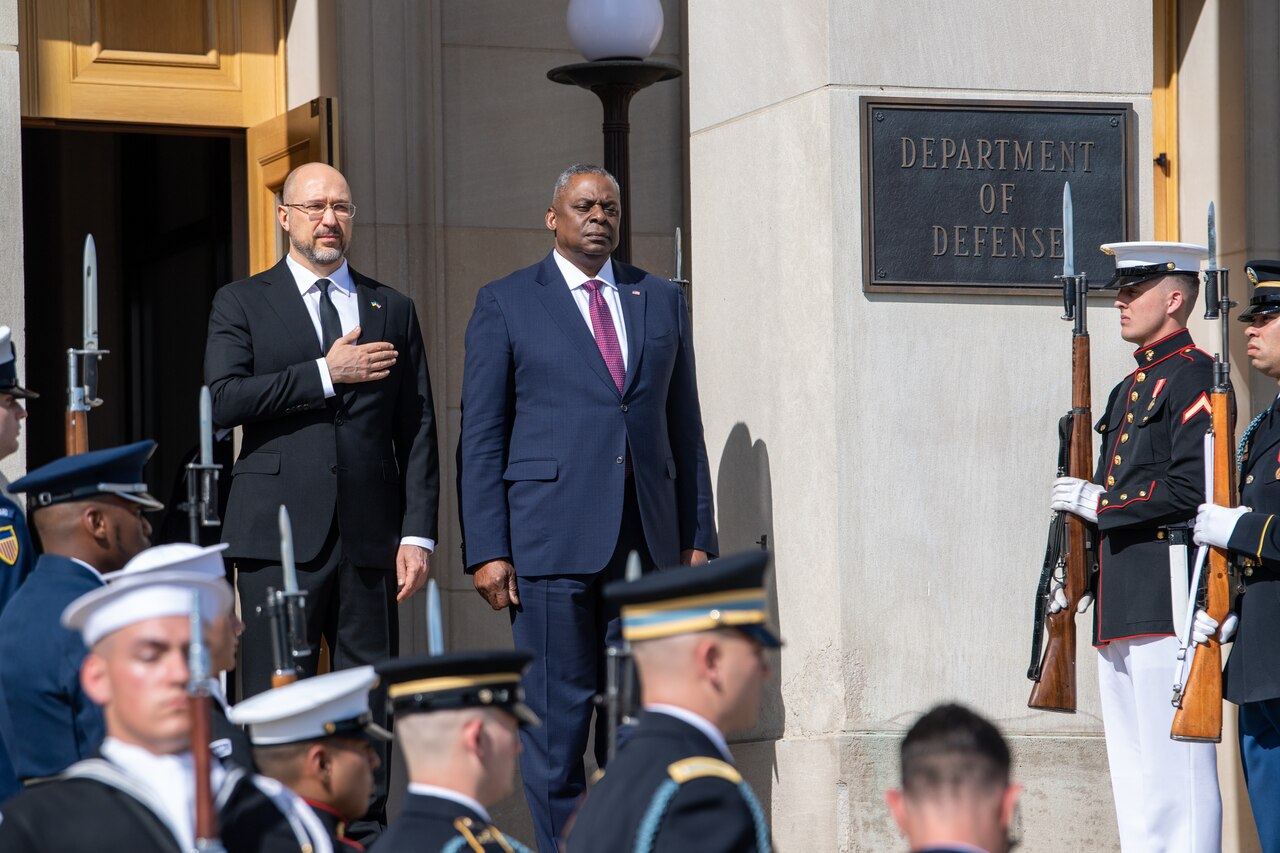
[{"xmin": 281, "ymin": 201, "xmax": 357, "ymax": 221}]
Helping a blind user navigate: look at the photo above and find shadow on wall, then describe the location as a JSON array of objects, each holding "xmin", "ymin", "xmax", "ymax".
[{"xmin": 715, "ymin": 422, "xmax": 783, "ymax": 817}]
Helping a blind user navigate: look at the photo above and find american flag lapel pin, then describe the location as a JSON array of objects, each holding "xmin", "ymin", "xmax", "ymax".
[{"xmin": 631, "ymin": 290, "xmax": 640, "ymax": 296}]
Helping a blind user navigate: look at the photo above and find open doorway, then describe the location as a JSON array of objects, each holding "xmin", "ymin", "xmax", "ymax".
[{"xmin": 20, "ymin": 125, "xmax": 248, "ymax": 537}]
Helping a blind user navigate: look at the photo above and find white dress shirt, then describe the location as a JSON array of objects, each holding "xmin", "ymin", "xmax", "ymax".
[
  {"xmin": 101, "ymin": 737, "xmax": 227, "ymax": 853},
  {"xmin": 70, "ymin": 557, "xmax": 105, "ymax": 583},
  {"xmin": 283, "ymin": 255, "xmax": 434, "ymax": 554},
  {"xmin": 644, "ymin": 704, "xmax": 734, "ymax": 764},
  {"xmin": 552, "ymin": 249, "xmax": 629, "ymax": 369},
  {"xmin": 407, "ymin": 783, "xmax": 493, "ymax": 824}
]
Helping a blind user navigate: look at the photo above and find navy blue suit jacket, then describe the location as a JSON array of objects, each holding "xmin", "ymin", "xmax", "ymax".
[
  {"xmin": 0, "ymin": 555, "xmax": 105, "ymax": 782},
  {"xmin": 459, "ymin": 252, "xmax": 716, "ymax": 575}
]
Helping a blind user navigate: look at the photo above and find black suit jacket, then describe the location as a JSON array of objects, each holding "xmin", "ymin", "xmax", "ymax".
[
  {"xmin": 565, "ymin": 711, "xmax": 768, "ymax": 853},
  {"xmin": 205, "ymin": 258, "xmax": 439, "ymax": 567}
]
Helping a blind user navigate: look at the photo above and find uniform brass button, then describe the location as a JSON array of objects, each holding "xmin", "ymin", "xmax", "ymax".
[
  {"xmin": 1247, "ymin": 475, "xmax": 1255, "ymax": 484},
  {"xmin": 1114, "ymin": 455, "xmax": 1122, "ymax": 465},
  {"xmin": 1120, "ymin": 494, "xmax": 1128, "ymax": 500},
  {"xmin": 1246, "ymin": 566, "xmax": 1255, "ymax": 577},
  {"xmin": 1136, "ymin": 372, "xmax": 1147, "ymax": 382},
  {"xmin": 1131, "ymin": 391, "xmax": 1140, "ymax": 402},
  {"xmin": 1101, "ymin": 499, "xmax": 1110, "ymax": 506},
  {"xmin": 1120, "ymin": 433, "xmax": 1129, "ymax": 443},
  {"xmin": 1127, "ymin": 413, "xmax": 1134, "ymax": 424},
  {"xmin": 1139, "ymin": 490, "xmax": 1147, "ymax": 497},
  {"xmin": 1107, "ymin": 476, "xmax": 1115, "ymax": 486},
  {"xmin": 1157, "ymin": 530, "xmax": 1165, "ymax": 539}
]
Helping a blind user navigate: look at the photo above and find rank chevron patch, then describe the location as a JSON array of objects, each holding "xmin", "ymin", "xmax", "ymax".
[{"xmin": 1182, "ymin": 392, "xmax": 1212, "ymax": 424}]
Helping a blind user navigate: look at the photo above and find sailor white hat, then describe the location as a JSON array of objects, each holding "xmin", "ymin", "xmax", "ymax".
[
  {"xmin": 1100, "ymin": 241, "xmax": 1206, "ymax": 287},
  {"xmin": 61, "ymin": 568, "xmax": 233, "ymax": 648},
  {"xmin": 228, "ymin": 666, "xmax": 391, "ymax": 745},
  {"xmin": 103, "ymin": 542, "xmax": 229, "ymax": 584}
]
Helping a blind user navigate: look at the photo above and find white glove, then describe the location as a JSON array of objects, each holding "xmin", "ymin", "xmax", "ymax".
[
  {"xmin": 1051, "ymin": 477, "xmax": 1103, "ymax": 523},
  {"xmin": 1191, "ymin": 609, "xmax": 1239, "ymax": 645},
  {"xmin": 1193, "ymin": 503, "xmax": 1252, "ymax": 549},
  {"xmin": 1048, "ymin": 574, "xmax": 1093, "ymax": 615}
]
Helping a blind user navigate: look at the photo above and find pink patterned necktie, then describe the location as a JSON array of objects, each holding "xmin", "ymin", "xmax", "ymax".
[{"xmin": 582, "ymin": 279, "xmax": 625, "ymax": 393}]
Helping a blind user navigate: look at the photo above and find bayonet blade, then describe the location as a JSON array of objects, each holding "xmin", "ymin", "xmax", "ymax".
[
  {"xmin": 674, "ymin": 227, "xmax": 683, "ymax": 281},
  {"xmin": 426, "ymin": 579, "xmax": 444, "ymax": 656},
  {"xmin": 1062, "ymin": 183, "xmax": 1074, "ymax": 278},
  {"xmin": 1207, "ymin": 202, "xmax": 1217, "ymax": 270},
  {"xmin": 82, "ymin": 235, "xmax": 97, "ymax": 350}
]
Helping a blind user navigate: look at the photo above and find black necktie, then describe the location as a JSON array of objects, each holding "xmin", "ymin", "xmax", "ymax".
[{"xmin": 316, "ymin": 278, "xmax": 344, "ymax": 353}]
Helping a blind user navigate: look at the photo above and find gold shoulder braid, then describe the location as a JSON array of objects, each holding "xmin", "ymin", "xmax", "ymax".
[{"xmin": 452, "ymin": 816, "xmax": 518, "ymax": 853}]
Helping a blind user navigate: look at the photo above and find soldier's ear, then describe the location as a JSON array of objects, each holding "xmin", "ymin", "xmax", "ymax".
[
  {"xmin": 884, "ymin": 789, "xmax": 908, "ymax": 835},
  {"xmin": 461, "ymin": 716, "xmax": 485, "ymax": 758},
  {"xmin": 80, "ymin": 651, "xmax": 111, "ymax": 706}
]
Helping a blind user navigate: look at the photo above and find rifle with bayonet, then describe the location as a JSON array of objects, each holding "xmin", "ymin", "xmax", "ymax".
[
  {"xmin": 672, "ymin": 228, "xmax": 690, "ymax": 315},
  {"xmin": 601, "ymin": 551, "xmax": 643, "ymax": 762},
  {"xmin": 182, "ymin": 386, "xmax": 223, "ymax": 544},
  {"xmin": 258, "ymin": 505, "xmax": 310, "ymax": 688},
  {"xmin": 188, "ymin": 589, "xmax": 227, "ymax": 853},
  {"xmin": 66, "ymin": 235, "xmax": 108, "ymax": 455},
  {"xmin": 1028, "ymin": 182, "xmax": 1097, "ymax": 713},
  {"xmin": 1171, "ymin": 202, "xmax": 1235, "ymax": 742}
]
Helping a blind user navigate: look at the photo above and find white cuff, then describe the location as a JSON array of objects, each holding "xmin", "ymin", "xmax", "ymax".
[
  {"xmin": 400, "ymin": 536, "xmax": 435, "ymax": 553},
  {"xmin": 316, "ymin": 358, "xmax": 336, "ymax": 398}
]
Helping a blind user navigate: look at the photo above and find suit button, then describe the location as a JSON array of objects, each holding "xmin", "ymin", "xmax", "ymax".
[
  {"xmin": 330, "ymin": 465, "xmax": 338, "ymax": 474},
  {"xmin": 621, "ymin": 403, "xmax": 629, "ymax": 412},
  {"xmin": 616, "ymin": 456, "xmax": 624, "ymax": 464},
  {"xmin": 335, "ymin": 417, "xmax": 345, "ymax": 426}
]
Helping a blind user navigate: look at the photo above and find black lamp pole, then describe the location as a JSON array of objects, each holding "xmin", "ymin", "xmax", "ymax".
[{"xmin": 548, "ymin": 59, "xmax": 681, "ymax": 264}]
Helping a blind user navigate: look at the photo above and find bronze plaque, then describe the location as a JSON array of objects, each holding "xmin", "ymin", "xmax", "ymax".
[{"xmin": 861, "ymin": 98, "xmax": 1135, "ymax": 294}]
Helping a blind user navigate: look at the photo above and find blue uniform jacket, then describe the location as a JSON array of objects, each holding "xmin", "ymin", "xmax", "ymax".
[
  {"xmin": 0, "ymin": 555, "xmax": 105, "ymax": 783},
  {"xmin": 0, "ymin": 489, "xmax": 34, "ymax": 801}
]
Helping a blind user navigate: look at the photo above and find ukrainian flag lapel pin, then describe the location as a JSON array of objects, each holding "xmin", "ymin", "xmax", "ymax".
[{"xmin": 370, "ymin": 300, "xmax": 382, "ymax": 309}]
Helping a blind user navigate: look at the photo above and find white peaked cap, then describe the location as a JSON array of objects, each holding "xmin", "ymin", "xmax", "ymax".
[
  {"xmin": 228, "ymin": 666, "xmax": 390, "ymax": 745},
  {"xmin": 1101, "ymin": 241, "xmax": 1207, "ymax": 273}
]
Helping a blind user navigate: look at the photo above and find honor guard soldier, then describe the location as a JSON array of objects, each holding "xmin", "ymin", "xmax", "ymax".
[
  {"xmin": 1191, "ymin": 259, "xmax": 1280, "ymax": 852},
  {"xmin": 564, "ymin": 550, "xmax": 779, "ymax": 853},
  {"xmin": 229, "ymin": 666, "xmax": 389, "ymax": 851},
  {"xmin": 374, "ymin": 651, "xmax": 537, "ymax": 853},
  {"xmin": 0, "ymin": 440, "xmax": 159, "ymax": 788},
  {"xmin": 0, "ymin": 326, "xmax": 38, "ymax": 801},
  {"xmin": 0, "ymin": 546, "xmax": 331, "ymax": 853},
  {"xmin": 120, "ymin": 542, "xmax": 252, "ymax": 771},
  {"xmin": 1049, "ymin": 241, "xmax": 1221, "ymax": 851}
]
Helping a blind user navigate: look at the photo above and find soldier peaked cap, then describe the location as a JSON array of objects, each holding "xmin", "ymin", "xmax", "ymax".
[
  {"xmin": 1101, "ymin": 241, "xmax": 1206, "ymax": 289},
  {"xmin": 0, "ymin": 326, "xmax": 36, "ymax": 399},
  {"xmin": 228, "ymin": 666, "xmax": 391, "ymax": 745},
  {"xmin": 1240, "ymin": 259, "xmax": 1280, "ymax": 322},
  {"xmin": 10, "ymin": 440, "xmax": 164, "ymax": 511},
  {"xmin": 376, "ymin": 650, "xmax": 540, "ymax": 727},
  {"xmin": 605, "ymin": 549, "xmax": 783, "ymax": 648}
]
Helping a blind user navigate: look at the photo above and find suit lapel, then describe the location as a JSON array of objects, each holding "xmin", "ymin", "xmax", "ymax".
[
  {"xmin": 534, "ymin": 253, "xmax": 621, "ymax": 396},
  {"xmin": 353, "ymin": 271, "xmax": 388, "ymax": 343},
  {"xmin": 616, "ymin": 260, "xmax": 646, "ymax": 398},
  {"xmin": 260, "ymin": 260, "xmax": 323, "ymax": 359}
]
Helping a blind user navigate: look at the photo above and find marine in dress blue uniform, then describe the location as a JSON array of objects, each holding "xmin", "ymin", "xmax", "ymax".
[
  {"xmin": 565, "ymin": 551, "xmax": 779, "ymax": 853},
  {"xmin": 374, "ymin": 651, "xmax": 537, "ymax": 853},
  {"xmin": 0, "ymin": 325, "xmax": 38, "ymax": 802},
  {"xmin": 0, "ymin": 441, "xmax": 161, "ymax": 786},
  {"xmin": 1049, "ymin": 242, "xmax": 1220, "ymax": 852},
  {"xmin": 1189, "ymin": 260, "xmax": 1280, "ymax": 853}
]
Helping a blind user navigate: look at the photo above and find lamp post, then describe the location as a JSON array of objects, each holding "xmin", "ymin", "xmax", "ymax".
[{"xmin": 548, "ymin": 0, "xmax": 680, "ymax": 264}]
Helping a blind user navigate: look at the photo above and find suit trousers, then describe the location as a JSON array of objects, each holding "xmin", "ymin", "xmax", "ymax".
[
  {"xmin": 1097, "ymin": 636, "xmax": 1221, "ymax": 852},
  {"xmin": 1239, "ymin": 698, "xmax": 1280, "ymax": 852},
  {"xmin": 510, "ymin": 480, "xmax": 654, "ymax": 853},
  {"xmin": 234, "ymin": 515, "xmax": 397, "ymax": 844}
]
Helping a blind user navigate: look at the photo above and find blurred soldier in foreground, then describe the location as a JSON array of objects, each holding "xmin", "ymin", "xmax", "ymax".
[
  {"xmin": 0, "ymin": 441, "xmax": 159, "ymax": 786},
  {"xmin": 885, "ymin": 704, "xmax": 1022, "ymax": 853},
  {"xmin": 565, "ymin": 550, "xmax": 778, "ymax": 853},
  {"xmin": 374, "ymin": 651, "xmax": 537, "ymax": 852},
  {"xmin": 0, "ymin": 546, "xmax": 331, "ymax": 852},
  {"xmin": 0, "ymin": 326, "xmax": 38, "ymax": 800},
  {"xmin": 1192, "ymin": 260, "xmax": 1280, "ymax": 851},
  {"xmin": 230, "ymin": 666, "xmax": 388, "ymax": 851}
]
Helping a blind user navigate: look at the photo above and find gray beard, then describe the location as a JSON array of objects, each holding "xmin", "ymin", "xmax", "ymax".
[{"xmin": 292, "ymin": 234, "xmax": 346, "ymax": 266}]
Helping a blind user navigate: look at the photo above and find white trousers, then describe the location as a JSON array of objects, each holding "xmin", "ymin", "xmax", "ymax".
[{"xmin": 1097, "ymin": 636, "xmax": 1222, "ymax": 853}]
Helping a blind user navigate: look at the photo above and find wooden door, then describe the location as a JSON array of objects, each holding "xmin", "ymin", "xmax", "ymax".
[
  {"xmin": 19, "ymin": 0, "xmax": 284, "ymax": 127},
  {"xmin": 245, "ymin": 97, "xmax": 338, "ymax": 275}
]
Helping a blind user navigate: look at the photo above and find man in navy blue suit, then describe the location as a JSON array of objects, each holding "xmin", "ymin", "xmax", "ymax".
[{"xmin": 458, "ymin": 164, "xmax": 718, "ymax": 851}]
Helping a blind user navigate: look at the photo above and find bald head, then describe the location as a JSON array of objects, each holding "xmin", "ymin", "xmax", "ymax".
[{"xmin": 282, "ymin": 162, "xmax": 349, "ymax": 206}]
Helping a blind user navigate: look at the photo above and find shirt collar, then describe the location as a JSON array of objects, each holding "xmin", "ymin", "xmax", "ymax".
[
  {"xmin": 70, "ymin": 557, "xmax": 105, "ymax": 583},
  {"xmin": 286, "ymin": 255, "xmax": 355, "ymax": 297},
  {"xmin": 406, "ymin": 783, "xmax": 492, "ymax": 823},
  {"xmin": 644, "ymin": 704, "xmax": 734, "ymax": 763},
  {"xmin": 553, "ymin": 248, "xmax": 615, "ymax": 292}
]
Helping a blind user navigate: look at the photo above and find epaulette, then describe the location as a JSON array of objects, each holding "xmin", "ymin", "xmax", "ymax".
[{"xmin": 666, "ymin": 756, "xmax": 742, "ymax": 785}]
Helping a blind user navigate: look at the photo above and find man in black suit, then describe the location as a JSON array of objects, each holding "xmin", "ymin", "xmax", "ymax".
[
  {"xmin": 204, "ymin": 162, "xmax": 439, "ymax": 833},
  {"xmin": 565, "ymin": 551, "xmax": 777, "ymax": 853},
  {"xmin": 884, "ymin": 704, "xmax": 1022, "ymax": 853}
]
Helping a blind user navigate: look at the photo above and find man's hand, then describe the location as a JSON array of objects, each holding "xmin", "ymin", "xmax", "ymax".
[
  {"xmin": 325, "ymin": 327, "xmax": 398, "ymax": 384},
  {"xmin": 681, "ymin": 549, "xmax": 709, "ymax": 566},
  {"xmin": 1194, "ymin": 503, "xmax": 1252, "ymax": 549},
  {"xmin": 474, "ymin": 559, "xmax": 519, "ymax": 610},
  {"xmin": 1191, "ymin": 608, "xmax": 1238, "ymax": 645},
  {"xmin": 395, "ymin": 544, "xmax": 430, "ymax": 603},
  {"xmin": 1050, "ymin": 476, "xmax": 1103, "ymax": 523}
]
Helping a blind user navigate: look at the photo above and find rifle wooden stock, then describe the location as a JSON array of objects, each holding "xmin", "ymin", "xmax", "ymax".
[
  {"xmin": 190, "ymin": 691, "xmax": 220, "ymax": 846},
  {"xmin": 1171, "ymin": 385, "xmax": 1234, "ymax": 742},
  {"xmin": 1029, "ymin": 333, "xmax": 1093, "ymax": 712},
  {"xmin": 271, "ymin": 671, "xmax": 298, "ymax": 689},
  {"xmin": 65, "ymin": 410, "xmax": 88, "ymax": 456}
]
